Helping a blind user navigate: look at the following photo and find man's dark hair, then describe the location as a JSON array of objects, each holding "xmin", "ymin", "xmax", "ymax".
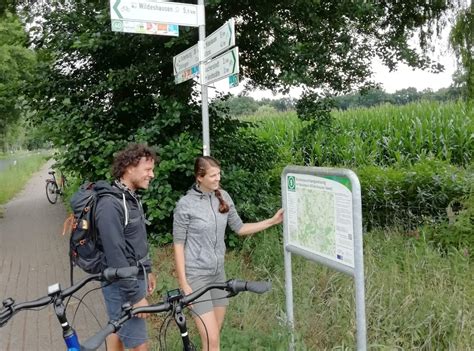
[{"xmin": 112, "ymin": 143, "xmax": 158, "ymax": 179}]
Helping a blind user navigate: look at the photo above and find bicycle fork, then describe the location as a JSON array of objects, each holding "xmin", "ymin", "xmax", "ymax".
[
  {"xmin": 174, "ymin": 305, "xmax": 196, "ymax": 351},
  {"xmin": 52, "ymin": 292, "xmax": 80, "ymax": 351}
]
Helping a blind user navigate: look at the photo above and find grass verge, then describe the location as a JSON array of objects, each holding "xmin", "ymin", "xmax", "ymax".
[
  {"xmin": 149, "ymin": 227, "xmax": 472, "ymax": 350},
  {"xmin": 0, "ymin": 152, "xmax": 49, "ymax": 207}
]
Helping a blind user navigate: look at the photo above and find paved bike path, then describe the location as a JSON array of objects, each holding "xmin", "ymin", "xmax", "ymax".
[{"xmin": 0, "ymin": 160, "xmax": 107, "ymax": 350}]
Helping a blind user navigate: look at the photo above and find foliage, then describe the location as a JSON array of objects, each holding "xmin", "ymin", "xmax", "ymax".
[
  {"xmin": 422, "ymin": 182, "xmax": 474, "ymax": 256},
  {"xmin": 358, "ymin": 160, "xmax": 473, "ymax": 230},
  {"xmin": 213, "ymin": 95, "xmax": 260, "ymax": 117},
  {"xmin": 213, "ymin": 95, "xmax": 296, "ymax": 117},
  {"xmin": 246, "ymin": 101, "xmax": 473, "ymax": 233},
  {"xmin": 333, "ymin": 86, "xmax": 464, "ymax": 110},
  {"xmin": 449, "ymin": 2, "xmax": 473, "ymax": 101},
  {"xmin": 213, "ymin": 0, "xmax": 453, "ymax": 93},
  {"xmin": 0, "ymin": 11, "xmax": 36, "ymax": 151}
]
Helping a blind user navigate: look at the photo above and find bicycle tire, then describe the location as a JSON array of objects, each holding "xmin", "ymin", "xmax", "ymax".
[{"xmin": 46, "ymin": 181, "xmax": 59, "ymax": 204}]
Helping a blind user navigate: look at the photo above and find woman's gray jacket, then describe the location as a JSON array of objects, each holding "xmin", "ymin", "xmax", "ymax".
[{"xmin": 173, "ymin": 186, "xmax": 244, "ymax": 276}]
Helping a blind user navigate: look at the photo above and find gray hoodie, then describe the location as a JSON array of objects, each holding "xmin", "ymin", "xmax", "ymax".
[{"xmin": 173, "ymin": 185, "xmax": 244, "ymax": 276}]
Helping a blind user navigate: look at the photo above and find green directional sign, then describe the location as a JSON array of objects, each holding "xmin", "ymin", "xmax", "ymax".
[{"xmin": 203, "ymin": 47, "xmax": 239, "ymax": 85}]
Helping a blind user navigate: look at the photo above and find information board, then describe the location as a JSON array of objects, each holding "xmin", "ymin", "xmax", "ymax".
[{"xmin": 285, "ymin": 173, "xmax": 355, "ymax": 268}]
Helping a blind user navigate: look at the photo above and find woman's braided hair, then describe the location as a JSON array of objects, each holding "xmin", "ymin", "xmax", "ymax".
[{"xmin": 194, "ymin": 156, "xmax": 229, "ymax": 213}]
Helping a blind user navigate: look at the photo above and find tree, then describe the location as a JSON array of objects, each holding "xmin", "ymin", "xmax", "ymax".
[
  {"xmin": 22, "ymin": 0, "xmax": 460, "ymax": 239},
  {"xmin": 212, "ymin": 0, "xmax": 454, "ymax": 93},
  {"xmin": 392, "ymin": 87, "xmax": 421, "ymax": 105},
  {"xmin": 450, "ymin": 1, "xmax": 473, "ymax": 101},
  {"xmin": 213, "ymin": 95, "xmax": 260, "ymax": 116},
  {"xmin": 0, "ymin": 12, "xmax": 36, "ymax": 151}
]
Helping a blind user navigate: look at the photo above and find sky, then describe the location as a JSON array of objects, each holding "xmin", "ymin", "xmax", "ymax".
[{"xmin": 209, "ymin": 26, "xmax": 458, "ymax": 100}]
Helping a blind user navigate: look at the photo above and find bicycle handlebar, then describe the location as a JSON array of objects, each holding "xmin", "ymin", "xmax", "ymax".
[
  {"xmin": 81, "ymin": 279, "xmax": 271, "ymax": 351},
  {"xmin": 0, "ymin": 266, "xmax": 138, "ymax": 327}
]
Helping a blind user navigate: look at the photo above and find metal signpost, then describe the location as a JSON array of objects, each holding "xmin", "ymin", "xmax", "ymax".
[
  {"xmin": 173, "ymin": 16, "xmax": 238, "ymax": 155},
  {"xmin": 281, "ymin": 166, "xmax": 367, "ymax": 351},
  {"xmin": 109, "ymin": 0, "xmax": 238, "ymax": 156}
]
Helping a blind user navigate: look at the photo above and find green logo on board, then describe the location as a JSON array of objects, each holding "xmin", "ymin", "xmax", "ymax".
[{"xmin": 288, "ymin": 176, "xmax": 296, "ymax": 191}]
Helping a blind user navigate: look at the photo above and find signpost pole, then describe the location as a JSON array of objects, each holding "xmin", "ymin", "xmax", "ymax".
[{"xmin": 198, "ymin": 0, "xmax": 210, "ymax": 156}]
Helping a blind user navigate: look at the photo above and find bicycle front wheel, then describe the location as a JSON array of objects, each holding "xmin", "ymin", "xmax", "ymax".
[{"xmin": 46, "ymin": 181, "xmax": 59, "ymax": 204}]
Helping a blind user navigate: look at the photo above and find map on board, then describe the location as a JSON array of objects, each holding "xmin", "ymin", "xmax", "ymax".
[{"xmin": 285, "ymin": 173, "xmax": 355, "ymax": 267}]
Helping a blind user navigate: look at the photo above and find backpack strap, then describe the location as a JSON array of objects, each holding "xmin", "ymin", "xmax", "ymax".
[{"xmin": 100, "ymin": 193, "xmax": 129, "ymax": 227}]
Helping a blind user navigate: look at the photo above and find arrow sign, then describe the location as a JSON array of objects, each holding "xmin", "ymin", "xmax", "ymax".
[
  {"xmin": 110, "ymin": 0, "xmax": 204, "ymax": 27},
  {"xmin": 173, "ymin": 19, "xmax": 235, "ymax": 76},
  {"xmin": 204, "ymin": 18, "xmax": 235, "ymax": 61},
  {"xmin": 203, "ymin": 47, "xmax": 239, "ymax": 85}
]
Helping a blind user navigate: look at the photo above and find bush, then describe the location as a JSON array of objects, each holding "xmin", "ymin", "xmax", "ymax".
[
  {"xmin": 357, "ymin": 160, "xmax": 472, "ymax": 230},
  {"xmin": 422, "ymin": 188, "xmax": 474, "ymax": 256}
]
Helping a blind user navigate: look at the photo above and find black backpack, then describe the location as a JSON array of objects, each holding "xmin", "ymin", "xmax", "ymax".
[{"xmin": 64, "ymin": 181, "xmax": 128, "ymax": 280}]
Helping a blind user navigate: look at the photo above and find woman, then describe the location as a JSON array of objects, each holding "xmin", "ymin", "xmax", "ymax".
[{"xmin": 173, "ymin": 156, "xmax": 283, "ymax": 351}]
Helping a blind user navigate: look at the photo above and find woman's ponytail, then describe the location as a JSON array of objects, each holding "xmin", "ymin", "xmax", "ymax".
[{"xmin": 215, "ymin": 189, "xmax": 229, "ymax": 213}]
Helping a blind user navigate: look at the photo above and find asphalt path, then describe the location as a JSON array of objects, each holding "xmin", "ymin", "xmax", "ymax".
[{"xmin": 0, "ymin": 160, "xmax": 107, "ymax": 350}]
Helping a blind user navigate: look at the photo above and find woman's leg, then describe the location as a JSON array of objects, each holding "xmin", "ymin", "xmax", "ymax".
[
  {"xmin": 193, "ymin": 309, "xmax": 221, "ymax": 351},
  {"xmin": 105, "ymin": 334, "xmax": 125, "ymax": 351},
  {"xmin": 214, "ymin": 306, "xmax": 227, "ymax": 331}
]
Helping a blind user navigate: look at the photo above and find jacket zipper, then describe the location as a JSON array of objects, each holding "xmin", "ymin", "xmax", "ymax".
[{"xmin": 209, "ymin": 194, "xmax": 219, "ymax": 275}]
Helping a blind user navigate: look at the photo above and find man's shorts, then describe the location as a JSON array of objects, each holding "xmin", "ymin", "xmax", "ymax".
[
  {"xmin": 186, "ymin": 270, "xmax": 229, "ymax": 316},
  {"xmin": 101, "ymin": 279, "xmax": 148, "ymax": 348}
]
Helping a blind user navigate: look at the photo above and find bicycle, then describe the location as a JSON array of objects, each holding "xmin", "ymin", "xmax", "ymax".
[
  {"xmin": 81, "ymin": 279, "xmax": 272, "ymax": 351},
  {"xmin": 0, "ymin": 266, "xmax": 139, "ymax": 351},
  {"xmin": 46, "ymin": 170, "xmax": 66, "ymax": 204}
]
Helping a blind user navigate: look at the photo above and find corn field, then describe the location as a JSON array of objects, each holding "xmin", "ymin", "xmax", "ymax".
[{"xmin": 244, "ymin": 100, "xmax": 473, "ymax": 168}]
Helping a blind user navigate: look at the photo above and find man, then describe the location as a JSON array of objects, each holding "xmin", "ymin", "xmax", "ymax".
[{"xmin": 95, "ymin": 143, "xmax": 158, "ymax": 351}]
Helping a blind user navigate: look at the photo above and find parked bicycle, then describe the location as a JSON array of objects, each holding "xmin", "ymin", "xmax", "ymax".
[
  {"xmin": 46, "ymin": 170, "xmax": 66, "ymax": 204},
  {"xmin": 0, "ymin": 266, "xmax": 138, "ymax": 351},
  {"xmin": 81, "ymin": 279, "xmax": 271, "ymax": 351}
]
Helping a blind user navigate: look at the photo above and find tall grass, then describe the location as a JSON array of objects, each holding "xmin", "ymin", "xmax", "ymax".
[
  {"xmin": 0, "ymin": 152, "xmax": 49, "ymax": 205},
  {"xmin": 150, "ymin": 228, "xmax": 472, "ymax": 350},
  {"xmin": 239, "ymin": 112, "xmax": 305, "ymax": 178}
]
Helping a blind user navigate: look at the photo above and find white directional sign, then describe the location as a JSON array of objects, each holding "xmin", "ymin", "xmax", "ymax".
[
  {"xmin": 204, "ymin": 18, "xmax": 235, "ymax": 62},
  {"xmin": 173, "ymin": 45, "xmax": 199, "ymax": 75},
  {"xmin": 203, "ymin": 47, "xmax": 239, "ymax": 85},
  {"xmin": 173, "ymin": 19, "xmax": 236, "ymax": 83},
  {"xmin": 110, "ymin": 0, "xmax": 204, "ymax": 27},
  {"xmin": 112, "ymin": 20, "xmax": 179, "ymax": 36}
]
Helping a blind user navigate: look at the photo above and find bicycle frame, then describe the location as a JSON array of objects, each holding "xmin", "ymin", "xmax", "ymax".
[
  {"xmin": 0, "ymin": 267, "xmax": 139, "ymax": 351},
  {"xmin": 82, "ymin": 279, "xmax": 271, "ymax": 351}
]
